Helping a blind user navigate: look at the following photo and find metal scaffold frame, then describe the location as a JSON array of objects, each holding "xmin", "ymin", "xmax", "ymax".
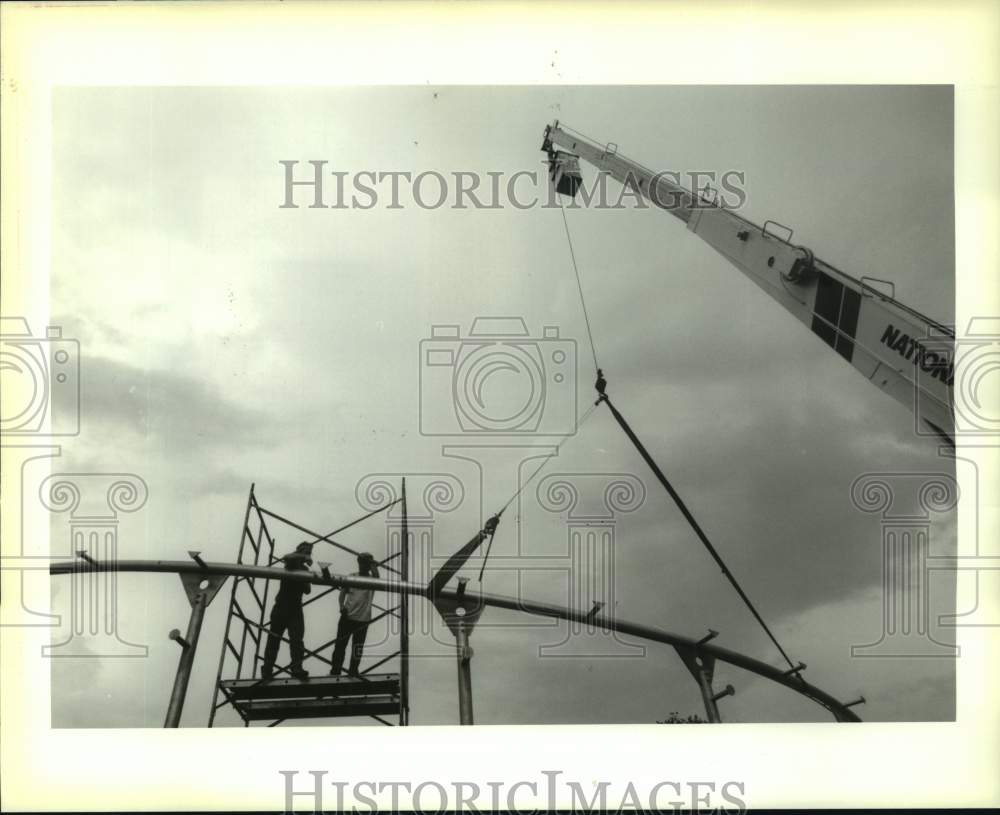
[{"xmin": 205, "ymin": 481, "xmax": 410, "ymax": 728}]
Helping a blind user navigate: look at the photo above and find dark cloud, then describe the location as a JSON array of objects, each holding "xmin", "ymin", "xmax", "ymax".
[
  {"xmin": 47, "ymin": 85, "xmax": 956, "ymax": 726},
  {"xmin": 77, "ymin": 353, "xmax": 277, "ymax": 449}
]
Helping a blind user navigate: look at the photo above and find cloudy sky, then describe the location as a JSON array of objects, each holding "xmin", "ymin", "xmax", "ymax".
[{"xmin": 47, "ymin": 85, "xmax": 956, "ymax": 727}]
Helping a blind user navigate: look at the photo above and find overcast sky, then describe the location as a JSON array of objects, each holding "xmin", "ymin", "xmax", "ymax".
[{"xmin": 47, "ymin": 85, "xmax": 956, "ymax": 727}]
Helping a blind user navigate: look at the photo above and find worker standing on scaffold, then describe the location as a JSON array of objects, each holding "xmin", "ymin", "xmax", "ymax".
[
  {"xmin": 330, "ymin": 552, "xmax": 379, "ymax": 676},
  {"xmin": 261, "ymin": 541, "xmax": 313, "ymax": 681}
]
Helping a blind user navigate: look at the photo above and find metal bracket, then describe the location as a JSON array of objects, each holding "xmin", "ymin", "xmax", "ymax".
[
  {"xmin": 713, "ymin": 684, "xmax": 735, "ymax": 702},
  {"xmin": 178, "ymin": 571, "xmax": 229, "ymax": 609},
  {"xmin": 695, "ymin": 183, "xmax": 718, "ymax": 206},
  {"xmin": 427, "ymin": 519, "xmax": 498, "ymax": 598},
  {"xmin": 76, "ymin": 550, "xmax": 97, "ymax": 567},
  {"xmin": 675, "ymin": 644, "xmax": 716, "ymax": 687},
  {"xmin": 432, "ymin": 577, "xmax": 486, "ymax": 639},
  {"xmin": 673, "ymin": 643, "xmax": 730, "ymax": 723},
  {"xmin": 697, "ymin": 629, "xmax": 719, "ymax": 645},
  {"xmin": 585, "ymin": 601, "xmax": 605, "ymax": 622},
  {"xmin": 781, "ymin": 661, "xmax": 807, "ymax": 678},
  {"xmin": 860, "ymin": 275, "xmax": 896, "ymax": 300},
  {"xmin": 168, "ymin": 628, "xmax": 190, "ymax": 649},
  {"xmin": 762, "ymin": 219, "xmax": 794, "ymax": 243},
  {"xmin": 188, "ymin": 550, "xmax": 208, "ymax": 569},
  {"xmin": 782, "ymin": 246, "xmax": 815, "ymax": 284}
]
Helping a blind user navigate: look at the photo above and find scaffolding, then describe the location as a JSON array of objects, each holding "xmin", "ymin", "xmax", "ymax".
[{"xmin": 207, "ymin": 481, "xmax": 410, "ymax": 727}]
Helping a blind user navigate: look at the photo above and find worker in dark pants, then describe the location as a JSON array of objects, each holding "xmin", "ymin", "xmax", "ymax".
[
  {"xmin": 261, "ymin": 542, "xmax": 314, "ymax": 681},
  {"xmin": 330, "ymin": 552, "xmax": 379, "ymax": 676}
]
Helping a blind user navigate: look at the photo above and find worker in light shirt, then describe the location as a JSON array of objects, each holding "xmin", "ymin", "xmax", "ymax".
[{"xmin": 330, "ymin": 552, "xmax": 379, "ymax": 676}]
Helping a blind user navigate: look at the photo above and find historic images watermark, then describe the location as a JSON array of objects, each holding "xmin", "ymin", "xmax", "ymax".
[
  {"xmin": 0, "ymin": 317, "xmax": 149, "ymax": 656},
  {"xmin": 278, "ymin": 162, "xmax": 748, "ymax": 212},
  {"xmin": 346, "ymin": 314, "xmax": 649, "ymax": 659},
  {"xmin": 280, "ymin": 769, "xmax": 747, "ymax": 814}
]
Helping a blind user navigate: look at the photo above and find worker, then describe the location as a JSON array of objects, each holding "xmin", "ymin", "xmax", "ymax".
[
  {"xmin": 330, "ymin": 552, "xmax": 380, "ymax": 676},
  {"xmin": 261, "ymin": 541, "xmax": 314, "ymax": 681}
]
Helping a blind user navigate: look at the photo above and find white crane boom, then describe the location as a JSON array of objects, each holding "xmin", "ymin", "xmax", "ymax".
[{"xmin": 542, "ymin": 121, "xmax": 955, "ymax": 447}]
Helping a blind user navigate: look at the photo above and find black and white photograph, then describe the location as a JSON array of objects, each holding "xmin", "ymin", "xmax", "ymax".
[
  {"xmin": 2, "ymin": 3, "xmax": 997, "ymax": 813},
  {"xmin": 41, "ymin": 84, "xmax": 960, "ymax": 729}
]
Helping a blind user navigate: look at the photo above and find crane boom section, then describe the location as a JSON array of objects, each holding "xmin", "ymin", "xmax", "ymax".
[{"xmin": 543, "ymin": 122, "xmax": 955, "ymax": 446}]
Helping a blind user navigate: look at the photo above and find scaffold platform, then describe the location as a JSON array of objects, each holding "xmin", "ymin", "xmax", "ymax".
[{"xmin": 220, "ymin": 672, "xmax": 401, "ymax": 722}]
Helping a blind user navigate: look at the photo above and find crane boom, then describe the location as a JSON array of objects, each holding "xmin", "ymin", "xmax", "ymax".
[{"xmin": 542, "ymin": 121, "xmax": 955, "ymax": 447}]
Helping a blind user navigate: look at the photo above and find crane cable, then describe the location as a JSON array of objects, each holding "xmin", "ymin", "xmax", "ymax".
[
  {"xmin": 559, "ymin": 198, "xmax": 600, "ymax": 375},
  {"xmin": 477, "ymin": 401, "xmax": 600, "ymax": 582},
  {"xmin": 433, "ymin": 405, "xmax": 600, "ymax": 592},
  {"xmin": 472, "ymin": 199, "xmax": 604, "ymax": 584},
  {"xmin": 557, "ymin": 196, "xmax": 799, "ymax": 672}
]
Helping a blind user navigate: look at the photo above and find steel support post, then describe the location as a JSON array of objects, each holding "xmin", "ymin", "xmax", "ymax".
[
  {"xmin": 400, "ymin": 477, "xmax": 410, "ymax": 726},
  {"xmin": 455, "ymin": 620, "xmax": 474, "ymax": 725},
  {"xmin": 165, "ymin": 570, "xmax": 228, "ymax": 728},
  {"xmin": 674, "ymin": 642, "xmax": 734, "ymax": 724},
  {"xmin": 693, "ymin": 666, "xmax": 721, "ymax": 723},
  {"xmin": 433, "ymin": 575, "xmax": 483, "ymax": 726},
  {"xmin": 165, "ymin": 594, "xmax": 208, "ymax": 727}
]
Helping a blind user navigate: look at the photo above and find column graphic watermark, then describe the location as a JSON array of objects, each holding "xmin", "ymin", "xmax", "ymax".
[
  {"xmin": 1, "ymin": 446, "xmax": 61, "ymax": 628},
  {"xmin": 40, "ymin": 473, "xmax": 149, "ymax": 657},
  {"xmin": 356, "ymin": 473, "xmax": 465, "ymax": 653},
  {"xmin": 850, "ymin": 471, "xmax": 959, "ymax": 658},
  {"xmin": 535, "ymin": 472, "xmax": 646, "ymax": 657}
]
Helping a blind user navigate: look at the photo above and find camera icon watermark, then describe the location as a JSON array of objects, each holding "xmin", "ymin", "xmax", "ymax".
[
  {"xmin": 419, "ymin": 317, "xmax": 577, "ymax": 436},
  {"xmin": 949, "ymin": 317, "xmax": 1000, "ymax": 440},
  {"xmin": 0, "ymin": 316, "xmax": 80, "ymax": 437},
  {"xmin": 910, "ymin": 316, "xmax": 1000, "ymax": 444}
]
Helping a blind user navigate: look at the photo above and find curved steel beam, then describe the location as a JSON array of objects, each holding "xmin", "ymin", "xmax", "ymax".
[{"xmin": 48, "ymin": 558, "xmax": 861, "ymax": 722}]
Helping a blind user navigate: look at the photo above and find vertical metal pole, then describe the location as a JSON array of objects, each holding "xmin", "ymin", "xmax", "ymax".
[
  {"xmin": 400, "ymin": 478, "xmax": 410, "ymax": 726},
  {"xmin": 455, "ymin": 621, "xmax": 474, "ymax": 725},
  {"xmin": 164, "ymin": 593, "xmax": 209, "ymax": 728},
  {"xmin": 207, "ymin": 483, "xmax": 255, "ymax": 727},
  {"xmin": 235, "ymin": 530, "xmax": 253, "ymax": 678},
  {"xmin": 694, "ymin": 668, "xmax": 722, "ymax": 723},
  {"xmin": 251, "ymin": 506, "xmax": 274, "ymax": 679}
]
